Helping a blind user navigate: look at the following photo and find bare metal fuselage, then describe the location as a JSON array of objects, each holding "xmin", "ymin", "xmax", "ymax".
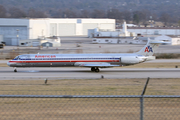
[{"xmin": 7, "ymin": 53, "xmax": 146, "ymax": 68}]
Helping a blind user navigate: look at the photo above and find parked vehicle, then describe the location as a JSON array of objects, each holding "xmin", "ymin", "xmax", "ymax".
[{"xmin": 0, "ymin": 43, "xmax": 3, "ymax": 48}]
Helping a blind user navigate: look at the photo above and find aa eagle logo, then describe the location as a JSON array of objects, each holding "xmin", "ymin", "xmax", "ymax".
[{"xmin": 144, "ymin": 46, "xmax": 153, "ymax": 52}]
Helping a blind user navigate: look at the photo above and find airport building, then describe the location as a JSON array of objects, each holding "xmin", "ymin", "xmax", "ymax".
[
  {"xmin": 90, "ymin": 21, "xmax": 180, "ymax": 45},
  {"xmin": 0, "ymin": 18, "xmax": 115, "ymax": 46},
  {"xmin": 121, "ymin": 27, "xmax": 180, "ymax": 36},
  {"xmin": 18, "ymin": 37, "xmax": 61, "ymax": 47},
  {"xmin": 89, "ymin": 21, "xmax": 137, "ymax": 38}
]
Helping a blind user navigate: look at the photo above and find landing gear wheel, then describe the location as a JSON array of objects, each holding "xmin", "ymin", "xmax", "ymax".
[
  {"xmin": 91, "ymin": 67, "xmax": 95, "ymax": 72},
  {"xmin": 14, "ymin": 69, "xmax": 17, "ymax": 72},
  {"xmin": 95, "ymin": 68, "xmax": 99, "ymax": 73}
]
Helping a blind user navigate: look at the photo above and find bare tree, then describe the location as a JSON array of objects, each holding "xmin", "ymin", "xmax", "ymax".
[
  {"xmin": 80, "ymin": 10, "xmax": 90, "ymax": 18},
  {"xmin": 54, "ymin": 9, "xmax": 63, "ymax": 18},
  {"xmin": 0, "ymin": 5, "xmax": 6, "ymax": 18},
  {"xmin": 122, "ymin": 10, "xmax": 132, "ymax": 22},
  {"xmin": 28, "ymin": 9, "xmax": 48, "ymax": 18},
  {"xmin": 133, "ymin": 10, "xmax": 150, "ymax": 26},
  {"xmin": 47, "ymin": 8, "xmax": 61, "ymax": 18},
  {"xmin": 159, "ymin": 13, "xmax": 171, "ymax": 26},
  {"xmin": 8, "ymin": 7, "xmax": 26, "ymax": 18},
  {"xmin": 133, "ymin": 13, "xmax": 139, "ymax": 25},
  {"xmin": 62, "ymin": 9, "xmax": 77, "ymax": 18},
  {"xmin": 178, "ymin": 20, "xmax": 180, "ymax": 26},
  {"xmin": 107, "ymin": 9, "xmax": 122, "ymax": 19},
  {"xmin": 91, "ymin": 9, "xmax": 105, "ymax": 18}
]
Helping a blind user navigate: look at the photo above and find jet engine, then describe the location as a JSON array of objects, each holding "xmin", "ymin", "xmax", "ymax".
[{"xmin": 120, "ymin": 56, "xmax": 146, "ymax": 64}]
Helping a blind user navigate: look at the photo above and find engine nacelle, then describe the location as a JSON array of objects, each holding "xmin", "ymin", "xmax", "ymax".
[{"xmin": 120, "ymin": 56, "xmax": 141, "ymax": 64}]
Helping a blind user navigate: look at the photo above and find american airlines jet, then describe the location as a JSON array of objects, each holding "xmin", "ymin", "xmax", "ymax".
[{"xmin": 7, "ymin": 40, "xmax": 165, "ymax": 72}]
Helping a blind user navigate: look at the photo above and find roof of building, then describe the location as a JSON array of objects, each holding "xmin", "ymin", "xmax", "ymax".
[
  {"xmin": 116, "ymin": 26, "xmax": 180, "ymax": 30},
  {"xmin": 166, "ymin": 35, "xmax": 180, "ymax": 38}
]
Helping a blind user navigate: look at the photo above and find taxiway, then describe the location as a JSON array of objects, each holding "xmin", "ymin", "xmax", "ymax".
[{"xmin": 0, "ymin": 67, "xmax": 180, "ymax": 80}]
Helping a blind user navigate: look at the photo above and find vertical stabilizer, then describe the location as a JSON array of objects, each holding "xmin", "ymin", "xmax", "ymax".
[{"xmin": 137, "ymin": 38, "xmax": 164, "ymax": 56}]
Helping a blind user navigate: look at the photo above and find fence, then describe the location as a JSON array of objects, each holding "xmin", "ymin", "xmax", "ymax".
[
  {"xmin": 0, "ymin": 95, "xmax": 180, "ymax": 120},
  {"xmin": 0, "ymin": 78, "xmax": 180, "ymax": 120}
]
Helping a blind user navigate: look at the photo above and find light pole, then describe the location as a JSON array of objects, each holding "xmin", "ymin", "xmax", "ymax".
[
  {"xmin": 16, "ymin": 29, "xmax": 19, "ymax": 46},
  {"xmin": 149, "ymin": 16, "xmax": 154, "ymax": 27},
  {"xmin": 117, "ymin": 29, "xmax": 120, "ymax": 44}
]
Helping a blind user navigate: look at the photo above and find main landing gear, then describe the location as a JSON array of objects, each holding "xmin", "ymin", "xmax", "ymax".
[
  {"xmin": 91, "ymin": 67, "xmax": 100, "ymax": 73},
  {"xmin": 14, "ymin": 68, "xmax": 17, "ymax": 72}
]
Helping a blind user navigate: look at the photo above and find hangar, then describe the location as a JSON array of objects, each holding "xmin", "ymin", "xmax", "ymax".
[{"xmin": 0, "ymin": 18, "xmax": 115, "ymax": 46}]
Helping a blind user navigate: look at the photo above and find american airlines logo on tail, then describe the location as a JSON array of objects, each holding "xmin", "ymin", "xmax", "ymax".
[{"xmin": 144, "ymin": 46, "xmax": 153, "ymax": 52}]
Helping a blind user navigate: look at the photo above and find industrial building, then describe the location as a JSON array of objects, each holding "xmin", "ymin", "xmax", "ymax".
[
  {"xmin": 155, "ymin": 35, "xmax": 180, "ymax": 45},
  {"xmin": 90, "ymin": 22, "xmax": 180, "ymax": 38},
  {"xmin": 124, "ymin": 27, "xmax": 180, "ymax": 36},
  {"xmin": 19, "ymin": 37, "xmax": 61, "ymax": 47},
  {"xmin": 89, "ymin": 21, "xmax": 136, "ymax": 38},
  {"xmin": 129, "ymin": 35, "xmax": 180, "ymax": 45},
  {"xmin": 91, "ymin": 21, "xmax": 136, "ymax": 44},
  {"xmin": 90, "ymin": 21, "xmax": 180, "ymax": 45},
  {"xmin": 133, "ymin": 35, "xmax": 180, "ymax": 45},
  {"xmin": 92, "ymin": 37, "xmax": 133, "ymax": 44},
  {"xmin": 92, "ymin": 35, "xmax": 180, "ymax": 45},
  {"xmin": 0, "ymin": 18, "xmax": 115, "ymax": 46}
]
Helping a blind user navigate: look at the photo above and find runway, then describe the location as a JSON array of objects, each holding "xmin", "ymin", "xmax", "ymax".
[{"xmin": 0, "ymin": 67, "xmax": 180, "ymax": 80}]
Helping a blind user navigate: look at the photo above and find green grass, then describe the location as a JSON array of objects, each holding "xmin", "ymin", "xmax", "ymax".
[
  {"xmin": 0, "ymin": 78, "xmax": 180, "ymax": 95},
  {"xmin": 155, "ymin": 53, "xmax": 180, "ymax": 59}
]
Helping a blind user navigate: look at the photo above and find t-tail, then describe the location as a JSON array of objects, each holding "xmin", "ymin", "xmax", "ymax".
[{"xmin": 137, "ymin": 38, "xmax": 165, "ymax": 56}]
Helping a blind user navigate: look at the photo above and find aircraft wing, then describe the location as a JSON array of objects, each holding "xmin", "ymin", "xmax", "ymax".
[{"xmin": 74, "ymin": 62, "xmax": 120, "ymax": 68}]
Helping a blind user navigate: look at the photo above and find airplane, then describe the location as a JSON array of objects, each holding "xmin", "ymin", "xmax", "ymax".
[{"xmin": 7, "ymin": 39, "xmax": 165, "ymax": 72}]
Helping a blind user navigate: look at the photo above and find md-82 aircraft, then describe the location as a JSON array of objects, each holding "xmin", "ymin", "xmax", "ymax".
[{"xmin": 7, "ymin": 40, "xmax": 165, "ymax": 72}]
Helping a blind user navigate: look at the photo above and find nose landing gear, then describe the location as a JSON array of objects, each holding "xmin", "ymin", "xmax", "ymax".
[{"xmin": 91, "ymin": 67, "xmax": 100, "ymax": 73}]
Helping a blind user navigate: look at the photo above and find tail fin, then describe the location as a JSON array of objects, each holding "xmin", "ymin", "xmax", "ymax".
[{"xmin": 137, "ymin": 38, "xmax": 165, "ymax": 56}]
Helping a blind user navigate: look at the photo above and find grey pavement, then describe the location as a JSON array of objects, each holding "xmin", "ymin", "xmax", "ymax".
[
  {"xmin": 1, "ymin": 36, "xmax": 180, "ymax": 54},
  {"xmin": 0, "ymin": 67, "xmax": 180, "ymax": 80}
]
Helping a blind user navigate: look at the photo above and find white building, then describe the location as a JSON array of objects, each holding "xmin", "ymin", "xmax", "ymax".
[
  {"xmin": 126, "ymin": 24, "xmax": 137, "ymax": 27},
  {"xmin": 155, "ymin": 35, "xmax": 180, "ymax": 45},
  {"xmin": 19, "ymin": 37, "xmax": 61, "ymax": 47},
  {"xmin": 89, "ymin": 21, "xmax": 136, "ymax": 38},
  {"xmin": 126, "ymin": 27, "xmax": 180, "ymax": 36},
  {"xmin": 132, "ymin": 35, "xmax": 180, "ymax": 45},
  {"xmin": 0, "ymin": 18, "xmax": 115, "ymax": 46},
  {"xmin": 19, "ymin": 39, "xmax": 48, "ymax": 47},
  {"xmin": 92, "ymin": 38, "xmax": 133, "ymax": 44}
]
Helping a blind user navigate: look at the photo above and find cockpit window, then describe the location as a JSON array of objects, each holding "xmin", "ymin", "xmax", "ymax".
[{"xmin": 14, "ymin": 56, "xmax": 19, "ymax": 60}]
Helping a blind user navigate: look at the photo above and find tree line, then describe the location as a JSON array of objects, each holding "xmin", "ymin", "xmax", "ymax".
[{"xmin": 0, "ymin": 4, "xmax": 179, "ymax": 26}]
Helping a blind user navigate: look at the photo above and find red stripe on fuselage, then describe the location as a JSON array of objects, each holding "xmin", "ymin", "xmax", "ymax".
[{"xmin": 9, "ymin": 60, "xmax": 120, "ymax": 63}]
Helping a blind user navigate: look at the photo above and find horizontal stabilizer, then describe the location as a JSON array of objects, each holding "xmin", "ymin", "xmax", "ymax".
[{"xmin": 149, "ymin": 40, "xmax": 170, "ymax": 44}]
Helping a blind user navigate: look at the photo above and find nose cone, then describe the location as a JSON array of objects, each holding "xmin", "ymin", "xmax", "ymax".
[{"xmin": 7, "ymin": 61, "xmax": 11, "ymax": 66}]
